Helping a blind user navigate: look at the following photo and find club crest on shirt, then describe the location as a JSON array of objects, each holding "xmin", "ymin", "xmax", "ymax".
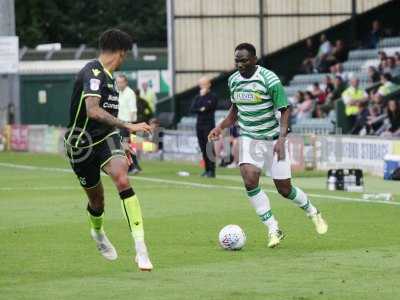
[{"xmin": 90, "ymin": 78, "xmax": 101, "ymax": 91}]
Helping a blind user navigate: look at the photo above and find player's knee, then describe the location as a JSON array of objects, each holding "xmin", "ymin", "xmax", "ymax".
[
  {"xmin": 112, "ymin": 171, "xmax": 130, "ymax": 190},
  {"xmin": 277, "ymin": 186, "xmax": 291, "ymax": 198},
  {"xmin": 244, "ymin": 179, "xmax": 259, "ymax": 191}
]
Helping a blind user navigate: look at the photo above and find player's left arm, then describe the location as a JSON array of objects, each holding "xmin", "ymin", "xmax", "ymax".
[{"xmin": 270, "ymin": 82, "xmax": 291, "ymax": 161}]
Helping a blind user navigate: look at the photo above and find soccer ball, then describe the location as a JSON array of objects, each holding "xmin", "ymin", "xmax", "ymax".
[{"xmin": 218, "ymin": 224, "xmax": 246, "ymax": 250}]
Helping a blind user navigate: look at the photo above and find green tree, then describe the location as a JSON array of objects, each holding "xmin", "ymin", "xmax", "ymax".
[{"xmin": 15, "ymin": 0, "xmax": 166, "ymax": 47}]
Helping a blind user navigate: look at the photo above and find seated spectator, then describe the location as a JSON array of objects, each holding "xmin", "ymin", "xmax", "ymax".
[
  {"xmin": 290, "ymin": 91, "xmax": 305, "ymax": 123},
  {"xmin": 301, "ymin": 38, "xmax": 318, "ymax": 74},
  {"xmin": 314, "ymin": 34, "xmax": 333, "ymax": 73},
  {"xmin": 367, "ymin": 66, "xmax": 381, "ymax": 85},
  {"xmin": 328, "ymin": 40, "xmax": 348, "ymax": 64},
  {"xmin": 297, "ymin": 91, "xmax": 314, "ymax": 121},
  {"xmin": 330, "ymin": 63, "xmax": 348, "ymax": 82},
  {"xmin": 323, "ymin": 76, "xmax": 335, "ymax": 96},
  {"xmin": 380, "ymin": 99, "xmax": 400, "ymax": 137},
  {"xmin": 326, "ymin": 75, "xmax": 347, "ymax": 104},
  {"xmin": 365, "ymin": 20, "xmax": 384, "ymax": 49},
  {"xmin": 311, "ymin": 82, "xmax": 326, "ymax": 104},
  {"xmin": 395, "ymin": 52, "xmax": 400, "ymax": 64},
  {"xmin": 366, "ymin": 105, "xmax": 386, "ymax": 134},
  {"xmin": 312, "ymin": 104, "xmax": 325, "ymax": 119},
  {"xmin": 387, "ymin": 56, "xmax": 400, "ymax": 76},
  {"xmin": 341, "ymin": 77, "xmax": 368, "ymax": 128},
  {"xmin": 376, "ymin": 73, "xmax": 399, "ymax": 97},
  {"xmin": 351, "ymin": 101, "xmax": 370, "ymax": 135}
]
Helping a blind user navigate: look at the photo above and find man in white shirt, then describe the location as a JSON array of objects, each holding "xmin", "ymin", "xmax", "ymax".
[
  {"xmin": 117, "ymin": 74, "xmax": 141, "ymax": 174},
  {"xmin": 117, "ymin": 74, "xmax": 137, "ymax": 124}
]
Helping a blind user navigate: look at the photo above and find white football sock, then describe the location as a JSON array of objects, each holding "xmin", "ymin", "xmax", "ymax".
[{"xmin": 247, "ymin": 186, "xmax": 279, "ymax": 234}]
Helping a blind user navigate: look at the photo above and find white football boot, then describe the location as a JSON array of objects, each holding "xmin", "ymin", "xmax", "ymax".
[
  {"xmin": 311, "ymin": 212, "xmax": 328, "ymax": 235},
  {"xmin": 134, "ymin": 240, "xmax": 153, "ymax": 271},
  {"xmin": 90, "ymin": 229, "xmax": 118, "ymax": 261}
]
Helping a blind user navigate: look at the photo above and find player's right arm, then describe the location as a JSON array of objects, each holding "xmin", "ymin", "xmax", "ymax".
[
  {"xmin": 208, "ymin": 104, "xmax": 238, "ymax": 141},
  {"xmin": 85, "ymin": 96, "xmax": 151, "ymax": 134}
]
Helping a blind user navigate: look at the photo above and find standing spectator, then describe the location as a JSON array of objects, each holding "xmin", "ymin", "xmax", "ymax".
[
  {"xmin": 301, "ymin": 38, "xmax": 318, "ymax": 74},
  {"xmin": 135, "ymin": 88, "xmax": 153, "ymax": 123},
  {"xmin": 190, "ymin": 76, "xmax": 218, "ymax": 178},
  {"xmin": 116, "ymin": 74, "xmax": 141, "ymax": 174},
  {"xmin": 367, "ymin": 66, "xmax": 381, "ymax": 84},
  {"xmin": 341, "ymin": 77, "xmax": 368, "ymax": 128},
  {"xmin": 140, "ymin": 81, "xmax": 157, "ymax": 114},
  {"xmin": 365, "ymin": 20, "xmax": 384, "ymax": 49}
]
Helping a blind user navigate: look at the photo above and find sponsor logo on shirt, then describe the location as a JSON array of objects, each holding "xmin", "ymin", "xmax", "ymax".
[
  {"xmin": 232, "ymin": 91, "xmax": 262, "ymax": 103},
  {"xmin": 90, "ymin": 78, "xmax": 101, "ymax": 91}
]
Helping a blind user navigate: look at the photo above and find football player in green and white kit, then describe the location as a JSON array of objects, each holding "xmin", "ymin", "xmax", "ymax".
[{"xmin": 208, "ymin": 43, "xmax": 328, "ymax": 248}]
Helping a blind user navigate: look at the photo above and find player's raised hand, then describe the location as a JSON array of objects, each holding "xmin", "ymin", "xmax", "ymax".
[
  {"xmin": 125, "ymin": 122, "xmax": 152, "ymax": 134},
  {"xmin": 273, "ymin": 137, "xmax": 286, "ymax": 161},
  {"xmin": 208, "ymin": 127, "xmax": 222, "ymax": 141}
]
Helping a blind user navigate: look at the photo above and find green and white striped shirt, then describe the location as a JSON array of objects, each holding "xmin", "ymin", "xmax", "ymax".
[{"xmin": 228, "ymin": 65, "xmax": 289, "ymax": 140}]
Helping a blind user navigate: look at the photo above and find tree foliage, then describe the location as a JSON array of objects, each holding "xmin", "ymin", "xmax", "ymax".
[{"xmin": 15, "ymin": 0, "xmax": 166, "ymax": 47}]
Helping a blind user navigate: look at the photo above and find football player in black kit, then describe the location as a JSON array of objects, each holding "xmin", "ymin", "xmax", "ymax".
[{"xmin": 64, "ymin": 29, "xmax": 153, "ymax": 271}]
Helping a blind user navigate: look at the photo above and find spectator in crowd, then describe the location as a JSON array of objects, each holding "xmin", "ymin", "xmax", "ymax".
[
  {"xmin": 328, "ymin": 40, "xmax": 348, "ymax": 65},
  {"xmin": 395, "ymin": 52, "xmax": 400, "ymax": 65},
  {"xmin": 116, "ymin": 74, "xmax": 141, "ymax": 174},
  {"xmin": 190, "ymin": 76, "xmax": 218, "ymax": 178},
  {"xmin": 367, "ymin": 66, "xmax": 381, "ymax": 84},
  {"xmin": 326, "ymin": 75, "xmax": 347, "ymax": 104},
  {"xmin": 311, "ymin": 82, "xmax": 326, "ymax": 104},
  {"xmin": 135, "ymin": 88, "xmax": 154, "ymax": 123},
  {"xmin": 330, "ymin": 63, "xmax": 348, "ymax": 82},
  {"xmin": 350, "ymin": 102, "xmax": 382, "ymax": 135},
  {"xmin": 387, "ymin": 56, "xmax": 400, "ymax": 76},
  {"xmin": 140, "ymin": 81, "xmax": 157, "ymax": 114},
  {"xmin": 314, "ymin": 34, "xmax": 333, "ymax": 73},
  {"xmin": 323, "ymin": 76, "xmax": 335, "ymax": 97},
  {"xmin": 290, "ymin": 91, "xmax": 304, "ymax": 122},
  {"xmin": 375, "ymin": 73, "xmax": 399, "ymax": 98},
  {"xmin": 301, "ymin": 38, "xmax": 318, "ymax": 74},
  {"xmin": 381, "ymin": 99, "xmax": 400, "ymax": 137},
  {"xmin": 365, "ymin": 20, "xmax": 384, "ymax": 49},
  {"xmin": 297, "ymin": 91, "xmax": 314, "ymax": 122},
  {"xmin": 341, "ymin": 77, "xmax": 368, "ymax": 128}
]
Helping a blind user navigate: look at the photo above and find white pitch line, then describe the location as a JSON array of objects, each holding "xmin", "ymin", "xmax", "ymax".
[{"xmin": 0, "ymin": 162, "xmax": 399, "ymax": 206}]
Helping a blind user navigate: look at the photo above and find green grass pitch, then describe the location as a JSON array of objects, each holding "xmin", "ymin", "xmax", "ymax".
[{"xmin": 0, "ymin": 152, "xmax": 399, "ymax": 300}]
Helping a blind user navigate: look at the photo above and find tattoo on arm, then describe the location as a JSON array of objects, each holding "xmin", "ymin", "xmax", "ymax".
[
  {"xmin": 85, "ymin": 96, "xmax": 126, "ymax": 129},
  {"xmin": 279, "ymin": 107, "xmax": 290, "ymax": 138}
]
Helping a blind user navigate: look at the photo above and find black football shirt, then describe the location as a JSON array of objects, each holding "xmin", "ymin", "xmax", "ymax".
[{"xmin": 65, "ymin": 60, "xmax": 119, "ymax": 147}]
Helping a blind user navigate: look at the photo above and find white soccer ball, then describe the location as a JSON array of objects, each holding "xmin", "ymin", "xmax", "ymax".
[{"xmin": 218, "ymin": 224, "xmax": 246, "ymax": 250}]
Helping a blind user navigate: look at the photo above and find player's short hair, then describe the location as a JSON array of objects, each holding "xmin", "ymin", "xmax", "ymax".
[
  {"xmin": 117, "ymin": 74, "xmax": 128, "ymax": 82},
  {"xmin": 99, "ymin": 29, "xmax": 132, "ymax": 52},
  {"xmin": 235, "ymin": 43, "xmax": 256, "ymax": 57}
]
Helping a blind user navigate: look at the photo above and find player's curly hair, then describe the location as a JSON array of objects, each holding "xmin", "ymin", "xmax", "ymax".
[{"xmin": 99, "ymin": 28, "xmax": 132, "ymax": 52}]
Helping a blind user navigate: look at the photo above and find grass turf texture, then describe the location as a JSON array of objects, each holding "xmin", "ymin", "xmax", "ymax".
[{"xmin": 0, "ymin": 152, "xmax": 399, "ymax": 300}]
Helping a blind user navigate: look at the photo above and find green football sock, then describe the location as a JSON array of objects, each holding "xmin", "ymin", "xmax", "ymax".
[
  {"xmin": 120, "ymin": 189, "xmax": 144, "ymax": 241},
  {"xmin": 87, "ymin": 209, "xmax": 104, "ymax": 233}
]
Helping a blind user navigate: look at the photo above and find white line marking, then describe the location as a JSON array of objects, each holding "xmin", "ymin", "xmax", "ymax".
[{"xmin": 0, "ymin": 162, "xmax": 399, "ymax": 206}]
